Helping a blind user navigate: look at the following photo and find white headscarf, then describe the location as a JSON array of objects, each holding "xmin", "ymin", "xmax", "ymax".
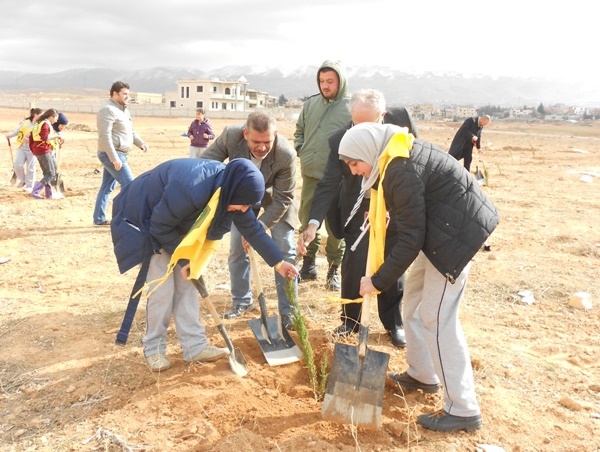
[{"xmin": 338, "ymin": 123, "xmax": 405, "ymax": 192}]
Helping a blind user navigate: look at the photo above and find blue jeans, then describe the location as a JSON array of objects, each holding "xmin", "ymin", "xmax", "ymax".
[
  {"xmin": 228, "ymin": 222, "xmax": 298, "ymax": 316},
  {"xmin": 93, "ymin": 151, "xmax": 134, "ymax": 224}
]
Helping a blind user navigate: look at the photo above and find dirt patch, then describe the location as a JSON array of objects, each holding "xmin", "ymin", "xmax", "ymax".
[{"xmin": 1, "ymin": 108, "xmax": 599, "ymax": 451}]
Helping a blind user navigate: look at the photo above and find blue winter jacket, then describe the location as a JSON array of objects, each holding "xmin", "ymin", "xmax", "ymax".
[{"xmin": 110, "ymin": 158, "xmax": 283, "ymax": 274}]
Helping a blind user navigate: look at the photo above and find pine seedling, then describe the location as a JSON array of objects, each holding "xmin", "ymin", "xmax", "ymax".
[{"xmin": 284, "ymin": 278, "xmax": 329, "ymax": 400}]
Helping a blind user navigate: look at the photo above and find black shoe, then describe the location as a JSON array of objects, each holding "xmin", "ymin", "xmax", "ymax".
[
  {"xmin": 332, "ymin": 322, "xmax": 359, "ymax": 337},
  {"xmin": 326, "ymin": 264, "xmax": 340, "ymax": 291},
  {"xmin": 388, "ymin": 371, "xmax": 440, "ymax": 393},
  {"xmin": 299, "ymin": 257, "xmax": 317, "ymax": 281},
  {"xmin": 280, "ymin": 314, "xmax": 295, "ymax": 331},
  {"xmin": 387, "ymin": 327, "xmax": 406, "ymax": 348},
  {"xmin": 417, "ymin": 410, "xmax": 482, "ymax": 432},
  {"xmin": 223, "ymin": 303, "xmax": 255, "ymax": 319}
]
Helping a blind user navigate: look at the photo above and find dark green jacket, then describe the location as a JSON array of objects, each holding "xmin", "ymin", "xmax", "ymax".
[{"xmin": 294, "ymin": 59, "xmax": 351, "ymax": 179}]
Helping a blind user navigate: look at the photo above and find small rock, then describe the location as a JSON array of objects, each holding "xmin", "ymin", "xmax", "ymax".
[
  {"xmin": 559, "ymin": 395, "xmax": 583, "ymax": 411},
  {"xmin": 388, "ymin": 420, "xmax": 405, "ymax": 437},
  {"xmin": 568, "ymin": 292, "xmax": 592, "ymax": 310},
  {"xmin": 517, "ymin": 290, "xmax": 535, "ymax": 305},
  {"xmin": 476, "ymin": 445, "xmax": 506, "ymax": 452},
  {"xmin": 66, "ymin": 385, "xmax": 76, "ymax": 393}
]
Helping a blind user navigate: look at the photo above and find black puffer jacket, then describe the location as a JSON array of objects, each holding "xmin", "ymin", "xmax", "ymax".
[{"xmin": 370, "ymin": 139, "xmax": 499, "ymax": 291}]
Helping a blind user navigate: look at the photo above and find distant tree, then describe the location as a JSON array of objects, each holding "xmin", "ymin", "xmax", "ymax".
[
  {"xmin": 478, "ymin": 104, "xmax": 508, "ymax": 118},
  {"xmin": 537, "ymin": 103, "xmax": 546, "ymax": 115},
  {"xmin": 278, "ymin": 94, "xmax": 288, "ymax": 107}
]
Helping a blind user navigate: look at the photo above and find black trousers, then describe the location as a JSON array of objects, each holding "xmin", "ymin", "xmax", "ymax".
[
  {"xmin": 339, "ymin": 201, "xmax": 404, "ymax": 331},
  {"xmin": 449, "ymin": 145, "xmax": 474, "ymax": 172}
]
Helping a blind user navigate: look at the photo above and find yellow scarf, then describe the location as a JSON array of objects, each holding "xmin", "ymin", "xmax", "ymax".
[
  {"xmin": 367, "ymin": 131, "xmax": 414, "ymax": 279},
  {"xmin": 140, "ymin": 187, "xmax": 222, "ymax": 298}
]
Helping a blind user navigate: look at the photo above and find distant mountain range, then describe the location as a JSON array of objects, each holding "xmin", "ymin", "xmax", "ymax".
[{"xmin": 1, "ymin": 65, "xmax": 598, "ymax": 107}]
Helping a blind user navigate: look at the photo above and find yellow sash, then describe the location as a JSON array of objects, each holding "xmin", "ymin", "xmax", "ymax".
[
  {"xmin": 367, "ymin": 130, "xmax": 414, "ymax": 278},
  {"xmin": 140, "ymin": 187, "xmax": 222, "ymax": 298}
]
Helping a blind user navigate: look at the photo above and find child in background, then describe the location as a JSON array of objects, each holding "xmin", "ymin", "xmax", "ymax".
[
  {"xmin": 5, "ymin": 108, "xmax": 43, "ymax": 192},
  {"xmin": 187, "ymin": 108, "xmax": 215, "ymax": 157},
  {"xmin": 49, "ymin": 112, "xmax": 69, "ymax": 199},
  {"xmin": 29, "ymin": 109, "xmax": 61, "ymax": 199}
]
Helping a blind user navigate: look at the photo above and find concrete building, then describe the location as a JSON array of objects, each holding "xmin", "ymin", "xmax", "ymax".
[{"xmin": 164, "ymin": 76, "xmax": 250, "ymax": 112}]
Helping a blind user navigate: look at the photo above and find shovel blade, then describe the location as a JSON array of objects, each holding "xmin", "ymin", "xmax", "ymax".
[
  {"xmin": 229, "ymin": 348, "xmax": 249, "ymax": 377},
  {"xmin": 474, "ymin": 167, "xmax": 486, "ymax": 186},
  {"xmin": 321, "ymin": 342, "xmax": 389, "ymax": 429},
  {"xmin": 53, "ymin": 174, "xmax": 65, "ymax": 194},
  {"xmin": 248, "ymin": 316, "xmax": 301, "ymax": 366},
  {"xmin": 10, "ymin": 172, "xmax": 17, "ymax": 185}
]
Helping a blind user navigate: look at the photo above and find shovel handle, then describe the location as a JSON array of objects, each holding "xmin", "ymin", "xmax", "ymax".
[
  {"xmin": 248, "ymin": 247, "xmax": 273, "ymax": 338},
  {"xmin": 191, "ymin": 276, "xmax": 237, "ymax": 353},
  {"xmin": 248, "ymin": 248, "xmax": 269, "ymax": 320},
  {"xmin": 191, "ymin": 277, "xmax": 221, "ymax": 327},
  {"xmin": 358, "ymin": 292, "xmax": 373, "ymax": 358}
]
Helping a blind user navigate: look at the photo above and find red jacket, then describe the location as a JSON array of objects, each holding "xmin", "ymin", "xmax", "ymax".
[{"xmin": 29, "ymin": 121, "xmax": 53, "ymax": 156}]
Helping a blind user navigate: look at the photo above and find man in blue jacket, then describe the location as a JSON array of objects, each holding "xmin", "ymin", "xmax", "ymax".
[{"xmin": 110, "ymin": 158, "xmax": 298, "ymax": 372}]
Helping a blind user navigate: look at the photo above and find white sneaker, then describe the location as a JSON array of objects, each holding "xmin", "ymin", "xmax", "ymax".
[
  {"xmin": 145, "ymin": 354, "xmax": 171, "ymax": 371},
  {"xmin": 188, "ymin": 345, "xmax": 229, "ymax": 363}
]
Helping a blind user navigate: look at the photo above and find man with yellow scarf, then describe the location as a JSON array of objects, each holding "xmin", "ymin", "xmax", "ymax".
[{"xmin": 339, "ymin": 123, "xmax": 499, "ymax": 432}]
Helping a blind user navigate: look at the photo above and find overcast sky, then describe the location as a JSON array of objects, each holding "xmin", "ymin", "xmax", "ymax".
[{"xmin": 1, "ymin": 0, "xmax": 594, "ymax": 84}]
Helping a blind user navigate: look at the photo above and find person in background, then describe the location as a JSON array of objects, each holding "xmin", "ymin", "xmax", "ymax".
[
  {"xmin": 448, "ymin": 115, "xmax": 491, "ymax": 172},
  {"xmin": 294, "ymin": 59, "xmax": 351, "ymax": 290},
  {"xmin": 187, "ymin": 108, "xmax": 215, "ymax": 158},
  {"xmin": 298, "ymin": 89, "xmax": 418, "ymax": 347},
  {"xmin": 29, "ymin": 109, "xmax": 61, "ymax": 199},
  {"xmin": 93, "ymin": 81, "xmax": 148, "ymax": 226},
  {"xmin": 50, "ymin": 112, "xmax": 68, "ymax": 156},
  {"xmin": 5, "ymin": 108, "xmax": 43, "ymax": 192},
  {"xmin": 339, "ymin": 122, "xmax": 498, "ymax": 432},
  {"xmin": 110, "ymin": 158, "xmax": 299, "ymax": 372},
  {"xmin": 202, "ymin": 111, "xmax": 298, "ymax": 328}
]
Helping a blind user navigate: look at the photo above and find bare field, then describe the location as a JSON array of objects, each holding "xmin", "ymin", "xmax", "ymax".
[{"xmin": 0, "ymin": 107, "xmax": 599, "ymax": 451}]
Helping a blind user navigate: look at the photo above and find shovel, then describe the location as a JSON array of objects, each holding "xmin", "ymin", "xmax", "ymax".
[
  {"xmin": 474, "ymin": 166, "xmax": 486, "ymax": 186},
  {"xmin": 6, "ymin": 137, "xmax": 17, "ymax": 185},
  {"xmin": 247, "ymin": 248, "xmax": 301, "ymax": 366},
  {"xmin": 52, "ymin": 143, "xmax": 65, "ymax": 195},
  {"xmin": 191, "ymin": 276, "xmax": 248, "ymax": 377},
  {"xmin": 474, "ymin": 151, "xmax": 488, "ymax": 186},
  {"xmin": 321, "ymin": 264, "xmax": 390, "ymax": 429}
]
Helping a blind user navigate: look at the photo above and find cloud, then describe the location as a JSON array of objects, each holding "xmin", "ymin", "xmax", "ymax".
[{"xmin": 0, "ymin": 0, "xmax": 595, "ymax": 88}]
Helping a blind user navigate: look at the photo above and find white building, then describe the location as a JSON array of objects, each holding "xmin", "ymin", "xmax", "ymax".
[{"xmin": 164, "ymin": 76, "xmax": 250, "ymax": 112}]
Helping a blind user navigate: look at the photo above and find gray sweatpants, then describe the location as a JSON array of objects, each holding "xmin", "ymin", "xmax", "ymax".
[
  {"xmin": 142, "ymin": 251, "xmax": 208, "ymax": 361},
  {"xmin": 403, "ymin": 252, "xmax": 480, "ymax": 417}
]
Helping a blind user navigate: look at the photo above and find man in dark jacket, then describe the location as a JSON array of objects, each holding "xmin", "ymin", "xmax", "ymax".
[
  {"xmin": 448, "ymin": 115, "xmax": 491, "ymax": 171},
  {"xmin": 202, "ymin": 112, "xmax": 298, "ymax": 328},
  {"xmin": 298, "ymin": 89, "xmax": 418, "ymax": 347},
  {"xmin": 110, "ymin": 158, "xmax": 298, "ymax": 372}
]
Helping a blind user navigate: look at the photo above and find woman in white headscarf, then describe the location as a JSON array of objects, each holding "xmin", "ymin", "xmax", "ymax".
[{"xmin": 338, "ymin": 122, "xmax": 499, "ymax": 433}]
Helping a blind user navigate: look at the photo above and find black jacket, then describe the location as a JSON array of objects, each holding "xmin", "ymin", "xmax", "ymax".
[
  {"xmin": 310, "ymin": 107, "xmax": 419, "ymax": 239},
  {"xmin": 370, "ymin": 139, "xmax": 499, "ymax": 290}
]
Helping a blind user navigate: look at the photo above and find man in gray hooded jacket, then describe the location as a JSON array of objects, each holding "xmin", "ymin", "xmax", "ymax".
[{"xmin": 294, "ymin": 59, "xmax": 351, "ymax": 290}]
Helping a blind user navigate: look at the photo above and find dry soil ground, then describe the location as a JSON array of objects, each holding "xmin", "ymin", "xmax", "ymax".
[{"xmin": 0, "ymin": 107, "xmax": 599, "ymax": 452}]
